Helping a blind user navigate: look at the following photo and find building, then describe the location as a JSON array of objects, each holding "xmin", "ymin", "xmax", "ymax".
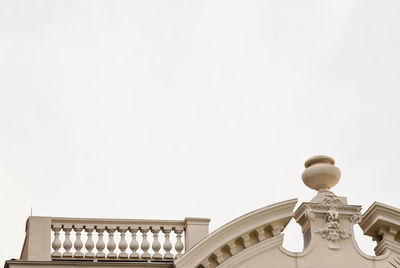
[{"xmin": 5, "ymin": 155, "xmax": 400, "ymax": 268}]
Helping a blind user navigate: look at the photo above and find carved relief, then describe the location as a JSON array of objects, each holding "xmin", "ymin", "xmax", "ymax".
[
  {"xmin": 307, "ymin": 203, "xmax": 360, "ymax": 212},
  {"xmin": 321, "ymin": 192, "xmax": 343, "ymax": 206},
  {"xmin": 305, "ymin": 209, "xmax": 316, "ymax": 221},
  {"xmin": 316, "ymin": 209, "xmax": 351, "ymax": 249},
  {"xmin": 350, "ymin": 212, "xmax": 362, "ymax": 224}
]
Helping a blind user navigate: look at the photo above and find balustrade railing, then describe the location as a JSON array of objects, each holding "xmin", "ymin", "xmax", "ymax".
[{"xmin": 20, "ymin": 216, "xmax": 210, "ymax": 262}]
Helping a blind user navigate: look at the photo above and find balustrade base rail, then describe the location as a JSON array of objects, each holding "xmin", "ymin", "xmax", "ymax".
[
  {"xmin": 51, "ymin": 258, "xmax": 176, "ymax": 262},
  {"xmin": 6, "ymin": 260, "xmax": 174, "ymax": 268}
]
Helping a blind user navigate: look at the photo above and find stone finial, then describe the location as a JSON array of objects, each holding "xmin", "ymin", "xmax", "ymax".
[{"xmin": 302, "ymin": 155, "xmax": 341, "ymax": 192}]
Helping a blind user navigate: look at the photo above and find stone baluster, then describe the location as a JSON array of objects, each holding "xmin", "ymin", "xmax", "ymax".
[
  {"xmin": 151, "ymin": 227, "xmax": 162, "ymax": 259},
  {"xmin": 62, "ymin": 227, "xmax": 73, "ymax": 257},
  {"xmin": 73, "ymin": 226, "xmax": 84, "ymax": 258},
  {"xmin": 175, "ymin": 228, "xmax": 184, "ymax": 258},
  {"xmin": 95, "ymin": 227, "xmax": 106, "ymax": 258},
  {"xmin": 84, "ymin": 227, "xmax": 95, "ymax": 258},
  {"xmin": 118, "ymin": 227, "xmax": 128, "ymax": 258},
  {"xmin": 106, "ymin": 227, "xmax": 117, "ymax": 258},
  {"xmin": 51, "ymin": 226, "xmax": 62, "ymax": 257},
  {"xmin": 129, "ymin": 228, "xmax": 140, "ymax": 258},
  {"xmin": 140, "ymin": 228, "xmax": 151, "ymax": 259},
  {"xmin": 162, "ymin": 228, "xmax": 173, "ymax": 259}
]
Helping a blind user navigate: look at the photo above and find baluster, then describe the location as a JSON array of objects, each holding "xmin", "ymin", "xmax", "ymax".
[
  {"xmin": 95, "ymin": 227, "xmax": 106, "ymax": 258},
  {"xmin": 118, "ymin": 227, "xmax": 128, "ymax": 258},
  {"xmin": 175, "ymin": 228, "xmax": 184, "ymax": 258},
  {"xmin": 129, "ymin": 228, "xmax": 140, "ymax": 259},
  {"xmin": 106, "ymin": 228, "xmax": 117, "ymax": 258},
  {"xmin": 162, "ymin": 228, "xmax": 173, "ymax": 259},
  {"xmin": 85, "ymin": 227, "xmax": 95, "ymax": 258},
  {"xmin": 62, "ymin": 227, "xmax": 73, "ymax": 257},
  {"xmin": 151, "ymin": 227, "xmax": 162, "ymax": 259},
  {"xmin": 73, "ymin": 226, "xmax": 84, "ymax": 257},
  {"xmin": 140, "ymin": 228, "xmax": 151, "ymax": 259},
  {"xmin": 51, "ymin": 226, "xmax": 62, "ymax": 257}
]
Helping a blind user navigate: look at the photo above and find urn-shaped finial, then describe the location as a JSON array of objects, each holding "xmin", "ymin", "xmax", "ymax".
[{"xmin": 302, "ymin": 155, "xmax": 341, "ymax": 192}]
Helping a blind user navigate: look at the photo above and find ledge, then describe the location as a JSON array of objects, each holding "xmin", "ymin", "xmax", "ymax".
[
  {"xmin": 5, "ymin": 260, "xmax": 173, "ymax": 268},
  {"xmin": 361, "ymin": 202, "xmax": 400, "ymax": 237}
]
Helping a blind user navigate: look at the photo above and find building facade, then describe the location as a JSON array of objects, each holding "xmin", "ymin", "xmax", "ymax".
[{"xmin": 5, "ymin": 155, "xmax": 400, "ymax": 268}]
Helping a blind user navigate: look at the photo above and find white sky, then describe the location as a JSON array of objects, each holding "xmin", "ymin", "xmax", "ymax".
[{"xmin": 1, "ymin": 0, "xmax": 400, "ymax": 262}]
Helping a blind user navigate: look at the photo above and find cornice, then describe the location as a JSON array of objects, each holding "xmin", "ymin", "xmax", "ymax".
[
  {"xmin": 175, "ymin": 199, "xmax": 297, "ymax": 267},
  {"xmin": 361, "ymin": 202, "xmax": 400, "ymax": 237}
]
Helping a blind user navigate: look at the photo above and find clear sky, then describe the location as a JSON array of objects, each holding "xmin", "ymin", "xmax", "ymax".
[{"xmin": 1, "ymin": 0, "xmax": 400, "ymax": 262}]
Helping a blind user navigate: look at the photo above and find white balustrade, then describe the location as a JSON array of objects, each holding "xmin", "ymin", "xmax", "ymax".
[
  {"xmin": 175, "ymin": 228, "xmax": 184, "ymax": 258},
  {"xmin": 62, "ymin": 227, "xmax": 73, "ymax": 257},
  {"xmin": 129, "ymin": 228, "xmax": 140, "ymax": 258},
  {"xmin": 51, "ymin": 226, "xmax": 61, "ymax": 258},
  {"xmin": 20, "ymin": 216, "xmax": 210, "ymax": 262},
  {"xmin": 151, "ymin": 227, "xmax": 162, "ymax": 259},
  {"xmin": 163, "ymin": 228, "xmax": 173, "ymax": 259},
  {"xmin": 73, "ymin": 227, "xmax": 84, "ymax": 258},
  {"xmin": 95, "ymin": 228, "xmax": 106, "ymax": 258},
  {"xmin": 118, "ymin": 228, "xmax": 128, "ymax": 258},
  {"xmin": 84, "ymin": 227, "xmax": 95, "ymax": 258},
  {"xmin": 140, "ymin": 228, "xmax": 151, "ymax": 259},
  {"xmin": 106, "ymin": 228, "xmax": 117, "ymax": 258}
]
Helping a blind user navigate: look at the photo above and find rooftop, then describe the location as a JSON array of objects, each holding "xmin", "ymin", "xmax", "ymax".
[{"xmin": 5, "ymin": 156, "xmax": 400, "ymax": 268}]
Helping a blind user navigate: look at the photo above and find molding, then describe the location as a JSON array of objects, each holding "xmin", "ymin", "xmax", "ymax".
[
  {"xmin": 360, "ymin": 202, "xmax": 400, "ymax": 255},
  {"xmin": 361, "ymin": 202, "xmax": 400, "ymax": 237},
  {"xmin": 295, "ymin": 203, "xmax": 361, "ymax": 221},
  {"xmin": 175, "ymin": 199, "xmax": 297, "ymax": 268},
  {"xmin": 5, "ymin": 261, "xmax": 171, "ymax": 268},
  {"xmin": 217, "ymin": 235, "xmax": 284, "ymax": 268},
  {"xmin": 350, "ymin": 231, "xmax": 390, "ymax": 261}
]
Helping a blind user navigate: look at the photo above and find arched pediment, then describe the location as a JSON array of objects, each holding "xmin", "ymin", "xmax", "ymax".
[{"xmin": 175, "ymin": 199, "xmax": 298, "ymax": 268}]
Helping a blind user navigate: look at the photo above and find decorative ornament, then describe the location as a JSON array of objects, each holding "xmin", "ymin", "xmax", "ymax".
[
  {"xmin": 321, "ymin": 192, "xmax": 343, "ymax": 206},
  {"xmin": 350, "ymin": 212, "xmax": 362, "ymax": 224},
  {"xmin": 316, "ymin": 209, "xmax": 351, "ymax": 249},
  {"xmin": 305, "ymin": 209, "xmax": 316, "ymax": 221}
]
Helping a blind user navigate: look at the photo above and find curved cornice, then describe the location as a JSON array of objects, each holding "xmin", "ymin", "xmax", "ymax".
[
  {"xmin": 175, "ymin": 199, "xmax": 298, "ymax": 267},
  {"xmin": 218, "ymin": 235, "xmax": 284, "ymax": 268}
]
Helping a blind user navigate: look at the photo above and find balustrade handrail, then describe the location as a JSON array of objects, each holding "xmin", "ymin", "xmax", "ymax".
[
  {"xmin": 20, "ymin": 216, "xmax": 210, "ymax": 262},
  {"xmin": 50, "ymin": 217, "xmax": 187, "ymax": 230}
]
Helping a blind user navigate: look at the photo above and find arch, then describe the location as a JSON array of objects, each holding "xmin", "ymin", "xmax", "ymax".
[{"xmin": 175, "ymin": 199, "xmax": 298, "ymax": 268}]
